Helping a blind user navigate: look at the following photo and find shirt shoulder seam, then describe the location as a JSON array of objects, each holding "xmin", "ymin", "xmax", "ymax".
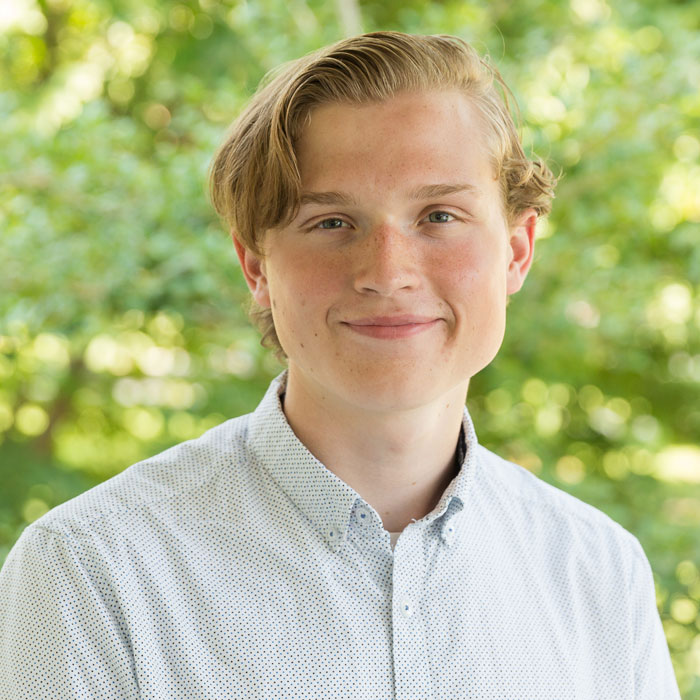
[
  {"xmin": 475, "ymin": 444, "xmax": 638, "ymax": 545},
  {"xmin": 30, "ymin": 422, "xmax": 245, "ymax": 540}
]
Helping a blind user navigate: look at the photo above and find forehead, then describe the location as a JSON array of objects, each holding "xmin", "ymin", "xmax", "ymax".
[{"xmin": 294, "ymin": 90, "xmax": 496, "ymax": 192}]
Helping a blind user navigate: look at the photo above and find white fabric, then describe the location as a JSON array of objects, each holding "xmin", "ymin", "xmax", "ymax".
[{"xmin": 0, "ymin": 371, "xmax": 681, "ymax": 699}]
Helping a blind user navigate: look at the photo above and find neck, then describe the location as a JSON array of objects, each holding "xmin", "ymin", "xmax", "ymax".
[{"xmin": 281, "ymin": 366, "xmax": 468, "ymax": 532}]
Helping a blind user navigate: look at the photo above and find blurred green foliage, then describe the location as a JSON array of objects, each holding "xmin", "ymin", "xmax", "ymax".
[{"xmin": 1, "ymin": 0, "xmax": 699, "ymax": 694}]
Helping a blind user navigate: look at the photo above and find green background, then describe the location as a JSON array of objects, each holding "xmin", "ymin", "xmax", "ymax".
[{"xmin": 1, "ymin": 0, "xmax": 699, "ymax": 694}]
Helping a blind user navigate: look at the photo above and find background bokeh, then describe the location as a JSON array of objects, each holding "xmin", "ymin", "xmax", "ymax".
[{"xmin": 1, "ymin": 0, "xmax": 699, "ymax": 694}]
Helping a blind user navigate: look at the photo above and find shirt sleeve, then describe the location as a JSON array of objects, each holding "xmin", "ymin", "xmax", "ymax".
[
  {"xmin": 628, "ymin": 536, "xmax": 682, "ymax": 699},
  {"xmin": 0, "ymin": 524, "xmax": 140, "ymax": 699}
]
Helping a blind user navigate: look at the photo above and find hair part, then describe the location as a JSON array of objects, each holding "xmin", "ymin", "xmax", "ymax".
[{"xmin": 209, "ymin": 31, "xmax": 557, "ymax": 358}]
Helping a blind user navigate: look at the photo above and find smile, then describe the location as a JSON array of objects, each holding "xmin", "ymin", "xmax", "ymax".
[{"xmin": 341, "ymin": 316, "xmax": 441, "ymax": 339}]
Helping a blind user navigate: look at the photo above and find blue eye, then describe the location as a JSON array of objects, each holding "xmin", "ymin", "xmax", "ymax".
[
  {"xmin": 317, "ymin": 218, "xmax": 347, "ymax": 229},
  {"xmin": 427, "ymin": 211, "xmax": 455, "ymax": 223}
]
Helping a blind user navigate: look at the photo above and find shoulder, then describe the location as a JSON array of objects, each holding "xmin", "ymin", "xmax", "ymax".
[
  {"xmin": 474, "ymin": 444, "xmax": 645, "ymax": 565},
  {"xmin": 26, "ymin": 411, "xmax": 253, "ymax": 542}
]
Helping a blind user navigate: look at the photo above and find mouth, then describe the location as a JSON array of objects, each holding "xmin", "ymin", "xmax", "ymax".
[{"xmin": 341, "ymin": 315, "xmax": 441, "ymax": 339}]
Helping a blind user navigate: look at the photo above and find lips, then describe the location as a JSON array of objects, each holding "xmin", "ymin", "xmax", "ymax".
[
  {"xmin": 341, "ymin": 315, "xmax": 441, "ymax": 339},
  {"xmin": 344, "ymin": 315, "xmax": 437, "ymax": 326}
]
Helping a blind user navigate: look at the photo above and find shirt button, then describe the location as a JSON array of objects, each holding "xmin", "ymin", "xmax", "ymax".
[
  {"xmin": 443, "ymin": 523, "xmax": 456, "ymax": 544},
  {"xmin": 356, "ymin": 506, "xmax": 371, "ymax": 523},
  {"xmin": 400, "ymin": 600, "xmax": 414, "ymax": 617}
]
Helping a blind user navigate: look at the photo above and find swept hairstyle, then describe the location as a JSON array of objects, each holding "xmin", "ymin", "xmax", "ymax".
[{"xmin": 209, "ymin": 31, "xmax": 557, "ymax": 356}]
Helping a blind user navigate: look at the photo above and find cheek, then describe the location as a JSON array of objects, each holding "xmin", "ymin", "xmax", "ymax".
[
  {"xmin": 437, "ymin": 241, "xmax": 506, "ymax": 300},
  {"xmin": 268, "ymin": 253, "xmax": 347, "ymax": 360},
  {"xmin": 267, "ymin": 251, "xmax": 343, "ymax": 324},
  {"xmin": 436, "ymin": 242, "xmax": 509, "ymax": 360}
]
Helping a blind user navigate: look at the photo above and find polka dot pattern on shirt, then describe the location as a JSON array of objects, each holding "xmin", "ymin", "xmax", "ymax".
[{"xmin": 0, "ymin": 371, "xmax": 681, "ymax": 699}]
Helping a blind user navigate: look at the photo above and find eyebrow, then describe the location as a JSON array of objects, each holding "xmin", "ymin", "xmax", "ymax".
[{"xmin": 298, "ymin": 183, "xmax": 478, "ymax": 207}]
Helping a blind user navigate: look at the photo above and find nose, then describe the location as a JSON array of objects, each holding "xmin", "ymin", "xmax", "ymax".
[{"xmin": 352, "ymin": 222, "xmax": 420, "ymax": 296}]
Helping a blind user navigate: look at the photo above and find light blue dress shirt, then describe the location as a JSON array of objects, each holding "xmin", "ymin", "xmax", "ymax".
[{"xmin": 0, "ymin": 372, "xmax": 681, "ymax": 698}]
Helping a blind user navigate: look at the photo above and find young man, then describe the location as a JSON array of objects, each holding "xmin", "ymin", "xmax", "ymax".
[{"xmin": 0, "ymin": 32, "xmax": 680, "ymax": 698}]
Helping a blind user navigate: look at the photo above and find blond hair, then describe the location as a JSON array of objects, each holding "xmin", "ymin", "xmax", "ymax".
[{"xmin": 210, "ymin": 31, "xmax": 556, "ymax": 356}]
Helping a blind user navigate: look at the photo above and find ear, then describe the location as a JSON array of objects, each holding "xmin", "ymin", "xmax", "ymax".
[
  {"xmin": 233, "ymin": 235, "xmax": 271, "ymax": 308},
  {"xmin": 506, "ymin": 208, "xmax": 537, "ymax": 296}
]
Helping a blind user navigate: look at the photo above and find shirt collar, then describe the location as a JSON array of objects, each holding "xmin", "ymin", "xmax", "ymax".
[{"xmin": 247, "ymin": 371, "xmax": 480, "ymax": 552}]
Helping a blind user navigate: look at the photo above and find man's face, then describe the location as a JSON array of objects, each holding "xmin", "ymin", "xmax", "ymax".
[{"xmin": 236, "ymin": 89, "xmax": 535, "ymax": 413}]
